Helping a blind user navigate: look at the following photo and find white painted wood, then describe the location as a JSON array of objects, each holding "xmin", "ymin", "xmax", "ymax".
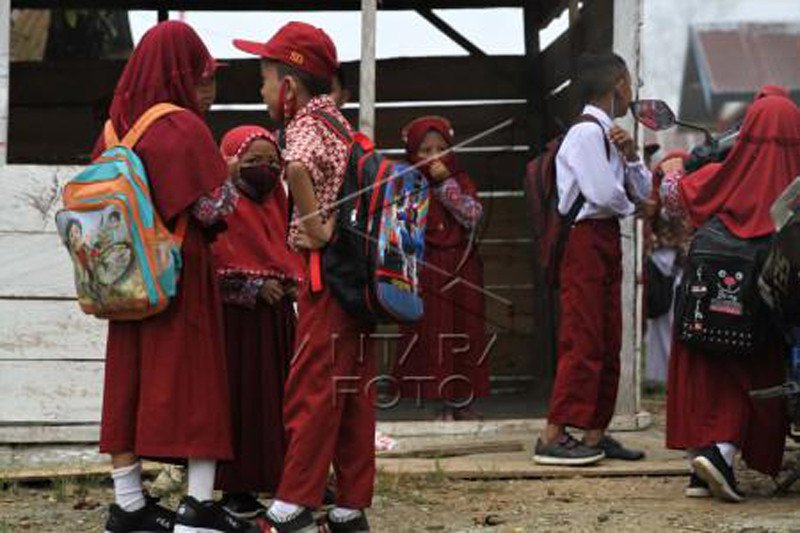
[
  {"xmin": 0, "ymin": 299, "xmax": 105, "ymax": 360},
  {"xmin": 0, "ymin": 424, "xmax": 100, "ymax": 444},
  {"xmin": 359, "ymin": 0, "xmax": 377, "ymax": 138},
  {"xmin": 0, "ymin": 0, "xmax": 9, "ymax": 164},
  {"xmin": 0, "ymin": 360, "xmax": 103, "ymax": 423},
  {"xmin": 0, "ymin": 232, "xmax": 76, "ymax": 298},
  {"xmin": 613, "ymin": 0, "xmax": 644, "ymax": 419},
  {"xmin": 0, "ymin": 165, "xmax": 81, "ymax": 232}
]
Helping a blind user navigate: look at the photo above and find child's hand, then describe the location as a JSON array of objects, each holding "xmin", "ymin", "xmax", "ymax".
[
  {"xmin": 609, "ymin": 126, "xmax": 638, "ymax": 162},
  {"xmin": 428, "ymin": 160, "xmax": 450, "ymax": 182},
  {"xmin": 291, "ymin": 217, "xmax": 335, "ymax": 250},
  {"xmin": 260, "ymin": 278, "xmax": 284, "ymax": 304}
]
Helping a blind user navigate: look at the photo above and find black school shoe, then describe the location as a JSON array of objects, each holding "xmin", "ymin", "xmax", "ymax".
[
  {"xmin": 104, "ymin": 494, "xmax": 175, "ymax": 532},
  {"xmin": 692, "ymin": 447, "xmax": 745, "ymax": 503},
  {"xmin": 256, "ymin": 508, "xmax": 318, "ymax": 533},
  {"xmin": 591, "ymin": 435, "xmax": 646, "ymax": 461},
  {"xmin": 533, "ymin": 432, "xmax": 605, "ymax": 466},
  {"xmin": 327, "ymin": 510, "xmax": 370, "ymax": 532},
  {"xmin": 174, "ymin": 495, "xmax": 260, "ymax": 532},
  {"xmin": 221, "ymin": 492, "xmax": 268, "ymax": 520},
  {"xmin": 685, "ymin": 472, "xmax": 711, "ymax": 498}
]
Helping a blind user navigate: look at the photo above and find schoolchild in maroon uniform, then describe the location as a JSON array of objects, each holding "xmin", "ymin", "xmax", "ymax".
[
  {"xmin": 393, "ymin": 116, "xmax": 488, "ymax": 420},
  {"xmin": 213, "ymin": 126, "xmax": 303, "ymax": 518},
  {"xmin": 663, "ymin": 89, "xmax": 800, "ymax": 502},
  {"xmin": 94, "ymin": 21, "xmax": 258, "ymax": 533},
  {"xmin": 234, "ymin": 22, "xmax": 376, "ymax": 532}
]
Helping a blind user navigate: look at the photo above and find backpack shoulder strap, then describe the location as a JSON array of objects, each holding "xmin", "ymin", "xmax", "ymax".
[
  {"xmin": 104, "ymin": 103, "xmax": 185, "ymax": 150},
  {"xmin": 573, "ymin": 113, "xmax": 611, "ymax": 161},
  {"xmin": 310, "ymin": 110, "xmax": 353, "ymax": 144}
]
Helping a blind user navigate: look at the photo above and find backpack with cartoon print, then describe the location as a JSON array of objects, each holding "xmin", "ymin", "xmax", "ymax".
[{"xmin": 675, "ymin": 217, "xmax": 773, "ymax": 355}]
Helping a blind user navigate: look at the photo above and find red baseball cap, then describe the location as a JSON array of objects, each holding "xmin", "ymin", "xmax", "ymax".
[{"xmin": 233, "ymin": 22, "xmax": 338, "ymax": 81}]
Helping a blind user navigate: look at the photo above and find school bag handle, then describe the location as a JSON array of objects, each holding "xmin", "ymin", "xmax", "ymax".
[{"xmin": 103, "ymin": 103, "xmax": 189, "ymax": 244}]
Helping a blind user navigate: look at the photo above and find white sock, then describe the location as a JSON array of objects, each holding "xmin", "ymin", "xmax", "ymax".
[
  {"xmin": 330, "ymin": 506, "xmax": 362, "ymax": 522},
  {"xmin": 112, "ymin": 462, "xmax": 145, "ymax": 512},
  {"xmin": 269, "ymin": 499, "xmax": 303, "ymax": 521},
  {"xmin": 187, "ymin": 459, "xmax": 217, "ymax": 503},
  {"xmin": 716, "ymin": 442, "xmax": 737, "ymax": 467}
]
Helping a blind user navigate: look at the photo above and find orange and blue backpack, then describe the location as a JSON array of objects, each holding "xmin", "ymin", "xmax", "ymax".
[{"xmin": 55, "ymin": 103, "xmax": 188, "ymax": 320}]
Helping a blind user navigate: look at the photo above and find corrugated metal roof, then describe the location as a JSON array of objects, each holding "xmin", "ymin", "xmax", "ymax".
[
  {"xmin": 695, "ymin": 23, "xmax": 800, "ymax": 94},
  {"xmin": 680, "ymin": 23, "xmax": 800, "ymax": 124}
]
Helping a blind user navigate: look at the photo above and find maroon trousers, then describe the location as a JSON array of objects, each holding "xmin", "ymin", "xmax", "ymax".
[
  {"xmin": 548, "ymin": 219, "xmax": 622, "ymax": 430},
  {"xmin": 215, "ymin": 298, "xmax": 295, "ymax": 494},
  {"xmin": 276, "ymin": 274, "xmax": 376, "ymax": 509}
]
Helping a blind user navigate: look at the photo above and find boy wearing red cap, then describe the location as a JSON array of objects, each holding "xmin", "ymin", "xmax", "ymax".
[{"xmin": 234, "ymin": 22, "xmax": 374, "ymax": 533}]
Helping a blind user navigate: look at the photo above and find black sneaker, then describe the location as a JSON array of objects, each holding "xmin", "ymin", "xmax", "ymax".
[
  {"xmin": 323, "ymin": 486, "xmax": 337, "ymax": 507},
  {"xmin": 221, "ymin": 492, "xmax": 267, "ymax": 520},
  {"xmin": 256, "ymin": 508, "xmax": 317, "ymax": 533},
  {"xmin": 592, "ymin": 435, "xmax": 646, "ymax": 461},
  {"xmin": 692, "ymin": 447, "xmax": 745, "ymax": 503},
  {"xmin": 105, "ymin": 495, "xmax": 175, "ymax": 532},
  {"xmin": 532, "ymin": 433, "xmax": 605, "ymax": 466},
  {"xmin": 685, "ymin": 472, "xmax": 711, "ymax": 498},
  {"xmin": 174, "ymin": 496, "xmax": 260, "ymax": 532},
  {"xmin": 327, "ymin": 510, "xmax": 370, "ymax": 532}
]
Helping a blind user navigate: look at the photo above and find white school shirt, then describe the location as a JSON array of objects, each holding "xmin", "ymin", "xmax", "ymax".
[{"xmin": 556, "ymin": 105, "xmax": 652, "ymax": 221}]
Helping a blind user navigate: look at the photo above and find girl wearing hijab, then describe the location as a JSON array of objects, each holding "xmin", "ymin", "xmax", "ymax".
[
  {"xmin": 662, "ymin": 89, "xmax": 800, "ymax": 503},
  {"xmin": 212, "ymin": 126, "xmax": 303, "ymax": 518},
  {"xmin": 92, "ymin": 22, "xmax": 256, "ymax": 533},
  {"xmin": 393, "ymin": 116, "xmax": 488, "ymax": 421}
]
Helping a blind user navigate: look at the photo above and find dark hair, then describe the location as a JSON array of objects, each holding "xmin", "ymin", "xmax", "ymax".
[
  {"xmin": 264, "ymin": 59, "xmax": 331, "ymax": 96},
  {"xmin": 576, "ymin": 52, "xmax": 628, "ymax": 103},
  {"xmin": 334, "ymin": 66, "xmax": 345, "ymax": 88},
  {"xmin": 65, "ymin": 219, "xmax": 82, "ymax": 248},
  {"xmin": 108, "ymin": 211, "xmax": 122, "ymax": 222}
]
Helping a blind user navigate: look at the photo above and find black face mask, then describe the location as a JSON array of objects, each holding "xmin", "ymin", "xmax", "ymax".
[{"xmin": 236, "ymin": 163, "xmax": 280, "ymax": 202}]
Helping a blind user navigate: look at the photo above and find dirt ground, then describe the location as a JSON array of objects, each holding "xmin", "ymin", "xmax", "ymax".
[{"xmin": 2, "ymin": 468, "xmax": 800, "ymax": 532}]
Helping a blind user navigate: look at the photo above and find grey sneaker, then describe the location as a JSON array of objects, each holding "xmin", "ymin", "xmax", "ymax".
[{"xmin": 533, "ymin": 433, "xmax": 605, "ymax": 466}]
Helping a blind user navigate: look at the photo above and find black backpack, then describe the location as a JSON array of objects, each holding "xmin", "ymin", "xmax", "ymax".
[
  {"xmin": 306, "ymin": 112, "xmax": 429, "ymax": 324},
  {"xmin": 675, "ymin": 217, "xmax": 773, "ymax": 355}
]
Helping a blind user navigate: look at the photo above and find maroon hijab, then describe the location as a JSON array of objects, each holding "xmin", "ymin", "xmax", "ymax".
[
  {"xmin": 108, "ymin": 20, "xmax": 215, "ymax": 134},
  {"xmin": 403, "ymin": 116, "xmax": 480, "ymax": 248},
  {"xmin": 95, "ymin": 21, "xmax": 226, "ymax": 222},
  {"xmin": 213, "ymin": 126, "xmax": 303, "ymax": 282},
  {"xmin": 680, "ymin": 92, "xmax": 800, "ymax": 238}
]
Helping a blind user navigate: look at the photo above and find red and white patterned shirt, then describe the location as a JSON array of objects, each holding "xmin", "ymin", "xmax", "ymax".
[{"xmin": 283, "ymin": 95, "xmax": 352, "ymax": 248}]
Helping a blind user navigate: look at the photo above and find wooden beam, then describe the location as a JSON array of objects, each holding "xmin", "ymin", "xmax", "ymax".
[
  {"xmin": 10, "ymin": 0, "xmax": 530, "ymax": 10},
  {"xmin": 613, "ymin": 0, "xmax": 645, "ymax": 421},
  {"xmin": 416, "ymin": 8, "xmax": 487, "ymax": 57},
  {"xmin": 359, "ymin": 0, "xmax": 377, "ymax": 137},
  {"xmin": 0, "ymin": 0, "xmax": 9, "ymax": 165}
]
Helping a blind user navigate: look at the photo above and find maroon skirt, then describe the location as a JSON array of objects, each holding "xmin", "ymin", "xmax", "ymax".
[
  {"xmin": 666, "ymin": 340, "xmax": 787, "ymax": 475},
  {"xmin": 395, "ymin": 244, "xmax": 489, "ymax": 401},
  {"xmin": 100, "ymin": 223, "xmax": 233, "ymax": 460},
  {"xmin": 215, "ymin": 297, "xmax": 295, "ymax": 493}
]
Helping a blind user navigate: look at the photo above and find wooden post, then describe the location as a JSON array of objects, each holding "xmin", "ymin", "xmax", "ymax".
[
  {"xmin": 0, "ymin": 0, "xmax": 9, "ymax": 165},
  {"xmin": 613, "ymin": 0, "xmax": 648, "ymax": 429},
  {"xmin": 359, "ymin": 0, "xmax": 377, "ymax": 138}
]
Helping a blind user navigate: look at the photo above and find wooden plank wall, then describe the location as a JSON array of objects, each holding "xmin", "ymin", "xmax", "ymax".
[{"xmin": 2, "ymin": 52, "xmax": 542, "ymax": 440}]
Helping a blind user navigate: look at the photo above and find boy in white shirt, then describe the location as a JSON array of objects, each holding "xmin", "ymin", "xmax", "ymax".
[{"xmin": 534, "ymin": 52, "xmax": 652, "ymax": 466}]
